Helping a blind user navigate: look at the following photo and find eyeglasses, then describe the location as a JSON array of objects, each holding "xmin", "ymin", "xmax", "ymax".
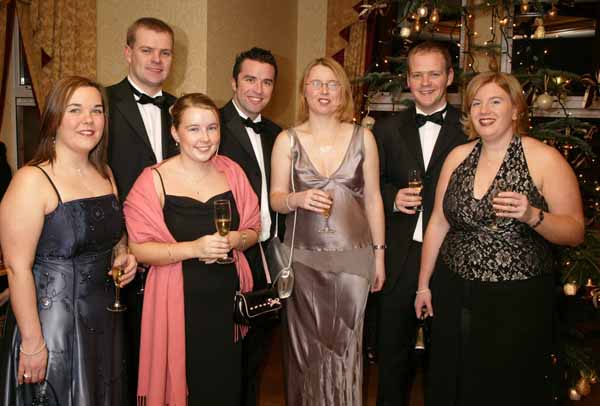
[{"xmin": 305, "ymin": 80, "xmax": 341, "ymax": 91}]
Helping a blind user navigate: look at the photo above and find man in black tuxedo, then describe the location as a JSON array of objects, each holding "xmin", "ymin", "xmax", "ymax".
[
  {"xmin": 218, "ymin": 47, "xmax": 281, "ymax": 406},
  {"xmin": 374, "ymin": 41, "xmax": 467, "ymax": 406},
  {"xmin": 106, "ymin": 17, "xmax": 176, "ymax": 403}
]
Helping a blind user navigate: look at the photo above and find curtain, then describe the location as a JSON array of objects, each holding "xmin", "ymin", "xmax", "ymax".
[
  {"xmin": 0, "ymin": 0, "xmax": 16, "ymax": 128},
  {"xmin": 326, "ymin": 0, "xmax": 368, "ymax": 119},
  {"xmin": 16, "ymin": 0, "xmax": 97, "ymax": 112}
]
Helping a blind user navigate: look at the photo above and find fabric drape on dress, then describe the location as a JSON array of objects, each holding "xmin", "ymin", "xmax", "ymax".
[{"xmin": 16, "ymin": 0, "xmax": 97, "ymax": 112}]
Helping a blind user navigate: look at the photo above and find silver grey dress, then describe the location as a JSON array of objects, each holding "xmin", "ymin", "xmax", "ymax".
[{"xmin": 283, "ymin": 126, "xmax": 374, "ymax": 406}]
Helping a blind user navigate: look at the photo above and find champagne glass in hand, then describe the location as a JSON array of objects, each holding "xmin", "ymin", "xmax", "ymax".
[
  {"xmin": 107, "ymin": 246, "xmax": 127, "ymax": 312},
  {"xmin": 318, "ymin": 192, "xmax": 335, "ymax": 233},
  {"xmin": 488, "ymin": 180, "xmax": 507, "ymax": 231},
  {"xmin": 408, "ymin": 169, "xmax": 423, "ymax": 212},
  {"xmin": 214, "ymin": 199, "xmax": 235, "ymax": 264}
]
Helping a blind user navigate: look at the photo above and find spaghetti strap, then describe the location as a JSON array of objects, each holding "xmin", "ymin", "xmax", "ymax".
[
  {"xmin": 152, "ymin": 168, "xmax": 167, "ymax": 198},
  {"xmin": 35, "ymin": 166, "xmax": 63, "ymax": 203}
]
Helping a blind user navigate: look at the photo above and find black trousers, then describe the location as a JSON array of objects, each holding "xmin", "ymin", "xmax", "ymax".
[
  {"xmin": 241, "ymin": 243, "xmax": 276, "ymax": 406},
  {"xmin": 123, "ymin": 269, "xmax": 145, "ymax": 404},
  {"xmin": 377, "ymin": 241, "xmax": 422, "ymax": 406}
]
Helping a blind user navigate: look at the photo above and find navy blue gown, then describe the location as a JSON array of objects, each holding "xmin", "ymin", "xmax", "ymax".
[{"xmin": 0, "ymin": 168, "xmax": 126, "ymax": 406}]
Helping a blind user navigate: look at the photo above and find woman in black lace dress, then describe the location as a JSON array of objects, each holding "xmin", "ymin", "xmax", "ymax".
[
  {"xmin": 415, "ymin": 72, "xmax": 584, "ymax": 406},
  {"xmin": 0, "ymin": 76, "xmax": 136, "ymax": 405}
]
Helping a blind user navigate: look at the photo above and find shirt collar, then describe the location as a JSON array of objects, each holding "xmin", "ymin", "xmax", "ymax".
[
  {"xmin": 415, "ymin": 103, "xmax": 448, "ymax": 117},
  {"xmin": 127, "ymin": 76, "xmax": 163, "ymax": 99},
  {"xmin": 232, "ymin": 99, "xmax": 262, "ymax": 123}
]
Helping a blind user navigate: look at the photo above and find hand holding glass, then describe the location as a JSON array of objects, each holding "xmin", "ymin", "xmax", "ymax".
[
  {"xmin": 408, "ymin": 169, "xmax": 423, "ymax": 212},
  {"xmin": 318, "ymin": 192, "xmax": 334, "ymax": 233},
  {"xmin": 107, "ymin": 247, "xmax": 127, "ymax": 312},
  {"xmin": 214, "ymin": 199, "xmax": 235, "ymax": 264}
]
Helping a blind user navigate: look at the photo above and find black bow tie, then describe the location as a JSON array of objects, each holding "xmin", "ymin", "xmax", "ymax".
[
  {"xmin": 242, "ymin": 117, "xmax": 265, "ymax": 134},
  {"xmin": 130, "ymin": 85, "xmax": 166, "ymax": 108},
  {"xmin": 415, "ymin": 107, "xmax": 447, "ymax": 128}
]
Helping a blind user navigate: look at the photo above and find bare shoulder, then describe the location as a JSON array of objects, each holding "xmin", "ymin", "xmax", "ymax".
[
  {"xmin": 445, "ymin": 140, "xmax": 477, "ymax": 167},
  {"xmin": 1, "ymin": 165, "xmax": 56, "ymax": 213},
  {"xmin": 521, "ymin": 136, "xmax": 566, "ymax": 168}
]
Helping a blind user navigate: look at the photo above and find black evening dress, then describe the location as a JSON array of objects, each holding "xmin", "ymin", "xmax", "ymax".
[
  {"xmin": 428, "ymin": 136, "xmax": 555, "ymax": 406},
  {"xmin": 156, "ymin": 170, "xmax": 241, "ymax": 406},
  {"xmin": 0, "ymin": 167, "xmax": 127, "ymax": 406}
]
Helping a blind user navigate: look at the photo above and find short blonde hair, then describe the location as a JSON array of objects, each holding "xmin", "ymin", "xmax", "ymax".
[
  {"xmin": 462, "ymin": 72, "xmax": 528, "ymax": 140},
  {"xmin": 297, "ymin": 57, "xmax": 354, "ymax": 123}
]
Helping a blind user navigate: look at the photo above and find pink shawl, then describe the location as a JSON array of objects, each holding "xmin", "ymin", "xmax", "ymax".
[{"xmin": 124, "ymin": 155, "xmax": 261, "ymax": 406}]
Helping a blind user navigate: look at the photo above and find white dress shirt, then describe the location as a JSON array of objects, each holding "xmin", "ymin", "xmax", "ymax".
[
  {"xmin": 128, "ymin": 77, "xmax": 164, "ymax": 162},
  {"xmin": 412, "ymin": 104, "xmax": 447, "ymax": 242},
  {"xmin": 232, "ymin": 101, "xmax": 272, "ymax": 242}
]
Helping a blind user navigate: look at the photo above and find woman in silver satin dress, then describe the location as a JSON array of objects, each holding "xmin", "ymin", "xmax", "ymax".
[{"xmin": 270, "ymin": 57, "xmax": 386, "ymax": 406}]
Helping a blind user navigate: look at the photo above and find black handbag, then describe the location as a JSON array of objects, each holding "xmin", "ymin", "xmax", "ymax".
[
  {"xmin": 233, "ymin": 133, "xmax": 298, "ymax": 325},
  {"xmin": 21, "ymin": 380, "xmax": 60, "ymax": 406},
  {"xmin": 233, "ymin": 241, "xmax": 286, "ymax": 326}
]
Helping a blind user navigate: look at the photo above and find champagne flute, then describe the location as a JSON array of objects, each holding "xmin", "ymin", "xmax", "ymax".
[
  {"xmin": 488, "ymin": 180, "xmax": 507, "ymax": 231},
  {"xmin": 318, "ymin": 192, "xmax": 335, "ymax": 233},
  {"xmin": 214, "ymin": 199, "xmax": 235, "ymax": 264},
  {"xmin": 408, "ymin": 169, "xmax": 423, "ymax": 212},
  {"xmin": 107, "ymin": 247, "xmax": 127, "ymax": 312}
]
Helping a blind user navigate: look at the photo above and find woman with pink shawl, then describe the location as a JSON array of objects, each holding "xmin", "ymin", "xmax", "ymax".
[{"xmin": 124, "ymin": 93, "xmax": 260, "ymax": 406}]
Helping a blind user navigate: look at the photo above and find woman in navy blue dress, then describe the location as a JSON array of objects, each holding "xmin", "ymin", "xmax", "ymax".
[{"xmin": 0, "ymin": 76, "xmax": 137, "ymax": 406}]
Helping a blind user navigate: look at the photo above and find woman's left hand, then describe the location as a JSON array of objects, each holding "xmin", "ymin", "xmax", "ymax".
[
  {"xmin": 493, "ymin": 191, "xmax": 536, "ymax": 223},
  {"xmin": 110, "ymin": 251, "xmax": 138, "ymax": 288}
]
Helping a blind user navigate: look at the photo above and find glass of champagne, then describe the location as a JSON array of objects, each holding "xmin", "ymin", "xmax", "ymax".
[
  {"xmin": 408, "ymin": 169, "xmax": 423, "ymax": 212},
  {"xmin": 107, "ymin": 247, "xmax": 127, "ymax": 312},
  {"xmin": 214, "ymin": 199, "xmax": 235, "ymax": 264},
  {"xmin": 488, "ymin": 179, "xmax": 507, "ymax": 231},
  {"xmin": 318, "ymin": 192, "xmax": 335, "ymax": 233}
]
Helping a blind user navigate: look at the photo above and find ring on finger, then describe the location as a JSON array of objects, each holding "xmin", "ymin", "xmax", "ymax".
[{"xmin": 23, "ymin": 372, "xmax": 31, "ymax": 379}]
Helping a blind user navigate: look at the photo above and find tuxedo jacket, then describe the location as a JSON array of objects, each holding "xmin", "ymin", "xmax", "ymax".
[
  {"xmin": 219, "ymin": 100, "xmax": 282, "ymax": 288},
  {"xmin": 107, "ymin": 78, "xmax": 178, "ymax": 201},
  {"xmin": 373, "ymin": 104, "xmax": 467, "ymax": 291}
]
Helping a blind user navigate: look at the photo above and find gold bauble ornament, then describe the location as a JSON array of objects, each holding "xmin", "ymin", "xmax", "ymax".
[
  {"xmin": 361, "ymin": 116, "xmax": 376, "ymax": 130},
  {"xmin": 589, "ymin": 371, "xmax": 598, "ymax": 385},
  {"xmin": 575, "ymin": 376, "xmax": 592, "ymax": 396},
  {"xmin": 563, "ymin": 282, "xmax": 578, "ymax": 296},
  {"xmin": 417, "ymin": 5, "xmax": 428, "ymax": 18},
  {"xmin": 535, "ymin": 93, "xmax": 554, "ymax": 110},
  {"xmin": 569, "ymin": 388, "xmax": 581, "ymax": 400},
  {"xmin": 429, "ymin": 9, "xmax": 440, "ymax": 24}
]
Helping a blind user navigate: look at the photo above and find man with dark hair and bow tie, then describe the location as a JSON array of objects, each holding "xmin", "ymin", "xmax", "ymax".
[
  {"xmin": 106, "ymin": 17, "xmax": 176, "ymax": 404},
  {"xmin": 218, "ymin": 47, "xmax": 281, "ymax": 406},
  {"xmin": 373, "ymin": 41, "xmax": 466, "ymax": 406}
]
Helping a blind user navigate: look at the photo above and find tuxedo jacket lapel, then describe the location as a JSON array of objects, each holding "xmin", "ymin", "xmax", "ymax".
[
  {"xmin": 403, "ymin": 107, "xmax": 426, "ymax": 174},
  {"xmin": 428, "ymin": 105, "xmax": 462, "ymax": 173},
  {"xmin": 112, "ymin": 81, "xmax": 154, "ymax": 156}
]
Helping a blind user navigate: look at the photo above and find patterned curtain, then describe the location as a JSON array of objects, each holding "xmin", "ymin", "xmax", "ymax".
[
  {"xmin": 0, "ymin": 0, "xmax": 16, "ymax": 128},
  {"xmin": 16, "ymin": 0, "xmax": 97, "ymax": 112},
  {"xmin": 326, "ymin": 0, "xmax": 368, "ymax": 119}
]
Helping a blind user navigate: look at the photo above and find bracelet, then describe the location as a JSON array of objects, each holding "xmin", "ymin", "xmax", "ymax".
[
  {"xmin": 285, "ymin": 193, "xmax": 294, "ymax": 212},
  {"xmin": 167, "ymin": 244, "xmax": 174, "ymax": 260},
  {"xmin": 20, "ymin": 340, "xmax": 46, "ymax": 357},
  {"xmin": 373, "ymin": 244, "xmax": 387, "ymax": 250},
  {"xmin": 531, "ymin": 209, "xmax": 545, "ymax": 229},
  {"xmin": 240, "ymin": 231, "xmax": 248, "ymax": 251},
  {"xmin": 416, "ymin": 288, "xmax": 430, "ymax": 295}
]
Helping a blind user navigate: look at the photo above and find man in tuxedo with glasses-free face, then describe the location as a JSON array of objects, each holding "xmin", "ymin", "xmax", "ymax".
[
  {"xmin": 106, "ymin": 17, "xmax": 177, "ymax": 404},
  {"xmin": 374, "ymin": 41, "xmax": 467, "ymax": 406},
  {"xmin": 218, "ymin": 47, "xmax": 282, "ymax": 406}
]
